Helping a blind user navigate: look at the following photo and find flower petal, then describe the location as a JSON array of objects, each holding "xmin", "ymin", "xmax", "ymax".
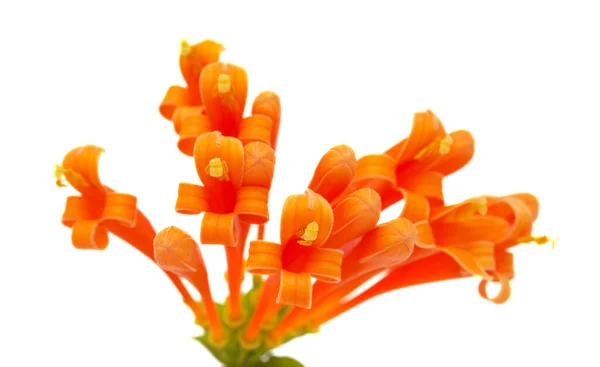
[
  {"xmin": 431, "ymin": 216, "xmax": 510, "ymax": 245},
  {"xmin": 438, "ymin": 241, "xmax": 496, "ymax": 280},
  {"xmin": 385, "ymin": 110, "xmax": 447, "ymax": 165},
  {"xmin": 305, "ymin": 248, "xmax": 344, "ymax": 283},
  {"xmin": 397, "ymin": 171, "xmax": 444, "ymax": 206},
  {"xmin": 276, "ymin": 270, "xmax": 312, "ymax": 309},
  {"xmin": 246, "ymin": 240, "xmax": 282, "ymax": 275},
  {"xmin": 159, "ymin": 86, "xmax": 190, "ymax": 121},
  {"xmin": 398, "ymin": 189, "xmax": 430, "ymax": 223},
  {"xmin": 279, "ymin": 189, "xmax": 334, "ymax": 248},
  {"xmin": 323, "ymin": 188, "xmax": 381, "ymax": 250},
  {"xmin": 308, "ymin": 145, "xmax": 357, "ymax": 203},
  {"xmin": 238, "ymin": 114, "xmax": 273, "ymax": 146},
  {"xmin": 175, "ymin": 183, "xmax": 210, "ymax": 215},
  {"xmin": 154, "ymin": 226, "xmax": 205, "ymax": 274},
  {"xmin": 193, "ymin": 131, "xmax": 245, "ymax": 190},
  {"xmin": 200, "ymin": 62, "xmax": 248, "ymax": 136},
  {"xmin": 429, "ymin": 130, "xmax": 474, "ymax": 176},
  {"xmin": 251, "ymin": 91, "xmax": 281, "ymax": 148},
  {"xmin": 178, "ymin": 113, "xmax": 212, "ymax": 156},
  {"xmin": 356, "ymin": 217, "xmax": 417, "ymax": 265},
  {"xmin": 62, "ymin": 145, "xmax": 105, "ymax": 196},
  {"xmin": 200, "ymin": 213, "xmax": 240, "ymax": 246}
]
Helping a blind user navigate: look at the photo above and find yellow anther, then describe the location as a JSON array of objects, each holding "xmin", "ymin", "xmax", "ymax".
[
  {"xmin": 217, "ymin": 74, "xmax": 231, "ymax": 94},
  {"xmin": 204, "ymin": 158, "xmax": 229, "ymax": 181},
  {"xmin": 439, "ymin": 135, "xmax": 453, "ymax": 155},
  {"xmin": 180, "ymin": 38, "xmax": 191, "ymax": 56},
  {"xmin": 53, "ymin": 164, "xmax": 89, "ymax": 188},
  {"xmin": 414, "ymin": 135, "xmax": 454, "ymax": 160},
  {"xmin": 297, "ymin": 221, "xmax": 319, "ymax": 246}
]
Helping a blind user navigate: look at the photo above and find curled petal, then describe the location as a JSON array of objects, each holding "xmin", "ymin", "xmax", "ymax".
[
  {"xmin": 495, "ymin": 249, "xmax": 515, "ymax": 279},
  {"xmin": 235, "ymin": 186, "xmax": 270, "ymax": 224},
  {"xmin": 398, "ymin": 189, "xmax": 430, "ymax": 223},
  {"xmin": 478, "ymin": 271, "xmax": 511, "ymax": 304},
  {"xmin": 305, "ymin": 248, "xmax": 344, "ymax": 283},
  {"xmin": 71, "ymin": 220, "xmax": 109, "ymax": 250},
  {"xmin": 439, "ymin": 241, "xmax": 496, "ymax": 280},
  {"xmin": 324, "ymin": 188, "xmax": 381, "ymax": 250},
  {"xmin": 154, "ymin": 226, "xmax": 205, "ymax": 274},
  {"xmin": 178, "ymin": 113, "xmax": 212, "ymax": 156},
  {"xmin": 415, "ymin": 221, "xmax": 436, "ymax": 248},
  {"xmin": 487, "ymin": 196, "xmax": 536, "ymax": 245},
  {"xmin": 252, "ymin": 91, "xmax": 281, "ymax": 148},
  {"xmin": 385, "ymin": 110, "xmax": 447, "ymax": 165},
  {"xmin": 175, "ymin": 183, "xmax": 210, "ymax": 214},
  {"xmin": 61, "ymin": 196, "xmax": 101, "ymax": 227},
  {"xmin": 431, "ymin": 216, "xmax": 510, "ymax": 245},
  {"xmin": 396, "ymin": 171, "xmax": 444, "ymax": 206},
  {"xmin": 172, "ymin": 106, "xmax": 204, "ymax": 134},
  {"xmin": 280, "ymin": 189, "xmax": 334, "ymax": 247},
  {"xmin": 200, "ymin": 213, "xmax": 240, "ymax": 246},
  {"xmin": 353, "ymin": 154, "xmax": 397, "ymax": 195},
  {"xmin": 159, "ymin": 86, "xmax": 190, "ymax": 121},
  {"xmin": 101, "ymin": 193, "xmax": 137, "ymax": 227},
  {"xmin": 194, "ymin": 131, "xmax": 245, "ymax": 189},
  {"xmin": 238, "ymin": 114, "xmax": 273, "ymax": 146},
  {"xmin": 429, "ymin": 130, "xmax": 474, "ymax": 176},
  {"xmin": 357, "ymin": 217, "xmax": 417, "ymax": 264},
  {"xmin": 242, "ymin": 142, "xmax": 275, "ymax": 189},
  {"xmin": 62, "ymin": 145, "xmax": 105, "ymax": 195},
  {"xmin": 276, "ymin": 270, "xmax": 312, "ymax": 309},
  {"xmin": 308, "ymin": 145, "xmax": 357, "ymax": 203},
  {"xmin": 246, "ymin": 240, "xmax": 282, "ymax": 275},
  {"xmin": 200, "ymin": 62, "xmax": 248, "ymax": 136},
  {"xmin": 431, "ymin": 196, "xmax": 488, "ymax": 222}
]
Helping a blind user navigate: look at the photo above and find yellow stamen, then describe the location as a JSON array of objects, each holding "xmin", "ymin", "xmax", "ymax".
[
  {"xmin": 439, "ymin": 135, "xmax": 453, "ymax": 155},
  {"xmin": 297, "ymin": 221, "xmax": 319, "ymax": 246},
  {"xmin": 414, "ymin": 135, "xmax": 454, "ymax": 160},
  {"xmin": 53, "ymin": 164, "xmax": 89, "ymax": 188},
  {"xmin": 217, "ymin": 74, "xmax": 231, "ymax": 94},
  {"xmin": 180, "ymin": 38, "xmax": 191, "ymax": 56},
  {"xmin": 517, "ymin": 234, "xmax": 558, "ymax": 249},
  {"xmin": 205, "ymin": 158, "xmax": 229, "ymax": 181}
]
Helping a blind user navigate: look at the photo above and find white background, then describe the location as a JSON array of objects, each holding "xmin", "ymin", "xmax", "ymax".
[{"xmin": 1, "ymin": 1, "xmax": 598, "ymax": 366}]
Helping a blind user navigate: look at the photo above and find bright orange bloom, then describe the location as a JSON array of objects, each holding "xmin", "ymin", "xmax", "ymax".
[{"xmin": 55, "ymin": 39, "xmax": 551, "ymax": 366}]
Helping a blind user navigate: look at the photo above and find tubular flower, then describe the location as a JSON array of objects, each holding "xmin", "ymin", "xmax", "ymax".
[{"xmin": 54, "ymin": 39, "xmax": 552, "ymax": 366}]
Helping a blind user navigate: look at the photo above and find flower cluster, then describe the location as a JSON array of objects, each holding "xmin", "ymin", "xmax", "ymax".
[{"xmin": 55, "ymin": 39, "xmax": 550, "ymax": 366}]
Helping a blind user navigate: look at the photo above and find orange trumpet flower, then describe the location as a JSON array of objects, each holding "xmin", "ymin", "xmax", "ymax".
[{"xmin": 55, "ymin": 39, "xmax": 551, "ymax": 366}]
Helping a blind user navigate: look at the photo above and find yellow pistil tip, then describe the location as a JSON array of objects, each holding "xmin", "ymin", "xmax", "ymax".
[
  {"xmin": 205, "ymin": 157, "xmax": 229, "ymax": 181},
  {"xmin": 217, "ymin": 74, "xmax": 231, "ymax": 94},
  {"xmin": 298, "ymin": 221, "xmax": 319, "ymax": 246},
  {"xmin": 439, "ymin": 135, "xmax": 453, "ymax": 155},
  {"xmin": 180, "ymin": 38, "xmax": 191, "ymax": 56}
]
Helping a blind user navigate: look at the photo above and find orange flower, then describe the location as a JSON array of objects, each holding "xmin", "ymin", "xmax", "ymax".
[
  {"xmin": 339, "ymin": 110, "xmax": 474, "ymax": 210},
  {"xmin": 176, "ymin": 131, "xmax": 275, "ymax": 245},
  {"xmin": 246, "ymin": 189, "xmax": 341, "ymax": 309},
  {"xmin": 159, "ymin": 39, "xmax": 224, "ymax": 120},
  {"xmin": 161, "ymin": 46, "xmax": 282, "ymax": 158},
  {"xmin": 55, "ymin": 38, "xmax": 551, "ymax": 366},
  {"xmin": 55, "ymin": 145, "xmax": 204, "ymax": 323}
]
